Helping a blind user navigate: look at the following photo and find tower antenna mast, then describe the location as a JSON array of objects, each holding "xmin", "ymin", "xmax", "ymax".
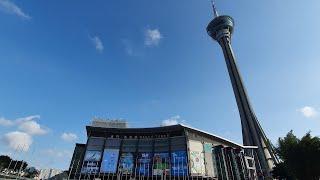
[{"xmin": 210, "ymin": 0, "xmax": 219, "ymax": 18}]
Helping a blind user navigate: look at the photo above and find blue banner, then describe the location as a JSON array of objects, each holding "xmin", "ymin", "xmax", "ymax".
[
  {"xmin": 119, "ymin": 153, "xmax": 134, "ymax": 174},
  {"xmin": 137, "ymin": 153, "xmax": 153, "ymax": 176},
  {"xmin": 81, "ymin": 150, "xmax": 102, "ymax": 174},
  {"xmin": 83, "ymin": 150, "xmax": 102, "ymax": 162},
  {"xmin": 100, "ymin": 149, "xmax": 119, "ymax": 173},
  {"xmin": 171, "ymin": 151, "xmax": 188, "ymax": 176}
]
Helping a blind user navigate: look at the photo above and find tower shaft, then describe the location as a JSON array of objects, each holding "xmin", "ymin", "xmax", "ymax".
[
  {"xmin": 219, "ymin": 34, "xmax": 275, "ymax": 170},
  {"xmin": 207, "ymin": 16, "xmax": 278, "ymax": 177}
]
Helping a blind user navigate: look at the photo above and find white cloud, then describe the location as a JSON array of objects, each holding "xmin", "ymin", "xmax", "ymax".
[
  {"xmin": 0, "ymin": 115, "xmax": 47, "ymax": 135},
  {"xmin": 90, "ymin": 36, "xmax": 104, "ymax": 52},
  {"xmin": 18, "ymin": 120, "xmax": 48, "ymax": 135},
  {"xmin": 14, "ymin": 115, "xmax": 47, "ymax": 135},
  {"xmin": 299, "ymin": 106, "xmax": 318, "ymax": 118},
  {"xmin": 2, "ymin": 131, "xmax": 33, "ymax": 152},
  {"xmin": 61, "ymin": 132, "xmax": 77, "ymax": 142},
  {"xmin": 0, "ymin": 117, "xmax": 14, "ymax": 126},
  {"xmin": 0, "ymin": 0, "xmax": 31, "ymax": 20},
  {"xmin": 16, "ymin": 115, "xmax": 40, "ymax": 122},
  {"xmin": 161, "ymin": 115, "xmax": 185, "ymax": 126},
  {"xmin": 145, "ymin": 28, "xmax": 162, "ymax": 46}
]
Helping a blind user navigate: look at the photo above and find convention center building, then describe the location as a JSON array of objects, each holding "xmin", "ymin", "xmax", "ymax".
[{"xmin": 68, "ymin": 120, "xmax": 259, "ymax": 179}]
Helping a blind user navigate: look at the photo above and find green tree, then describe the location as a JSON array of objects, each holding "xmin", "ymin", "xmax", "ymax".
[
  {"xmin": 272, "ymin": 162, "xmax": 293, "ymax": 180},
  {"xmin": 0, "ymin": 155, "xmax": 12, "ymax": 170},
  {"xmin": 272, "ymin": 131, "xmax": 320, "ymax": 180}
]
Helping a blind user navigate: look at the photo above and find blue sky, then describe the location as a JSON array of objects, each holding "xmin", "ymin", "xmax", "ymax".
[{"xmin": 0, "ymin": 0, "xmax": 320, "ymax": 170}]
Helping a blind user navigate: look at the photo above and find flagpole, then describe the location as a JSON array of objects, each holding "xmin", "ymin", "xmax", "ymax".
[
  {"xmin": 74, "ymin": 159, "xmax": 81, "ymax": 180},
  {"xmin": 201, "ymin": 158, "xmax": 204, "ymax": 180},
  {"xmin": 6, "ymin": 145, "xmax": 20, "ymax": 174},
  {"xmin": 16, "ymin": 157, "xmax": 25, "ymax": 180},
  {"xmin": 160, "ymin": 155, "xmax": 163, "ymax": 180},
  {"xmin": 151, "ymin": 156, "xmax": 154, "ymax": 180},
  {"xmin": 73, "ymin": 159, "xmax": 79, "ymax": 180},
  {"xmin": 98, "ymin": 157, "xmax": 102, "ymax": 179},
  {"xmin": 118, "ymin": 155, "xmax": 123, "ymax": 180},
  {"xmin": 19, "ymin": 142, "xmax": 35, "ymax": 179},
  {"xmin": 92, "ymin": 161, "xmax": 95, "ymax": 180},
  {"xmin": 134, "ymin": 155, "xmax": 138, "ymax": 179},
  {"xmin": 67, "ymin": 159, "xmax": 74, "ymax": 180},
  {"xmin": 186, "ymin": 155, "xmax": 189, "ymax": 180},
  {"xmin": 87, "ymin": 160, "xmax": 92, "ymax": 180},
  {"xmin": 182, "ymin": 156, "xmax": 184, "ymax": 180},
  {"xmin": 166, "ymin": 154, "xmax": 169, "ymax": 180},
  {"xmin": 196, "ymin": 159, "xmax": 199, "ymax": 180},
  {"xmin": 84, "ymin": 160, "xmax": 88, "ymax": 180},
  {"xmin": 93, "ymin": 161, "xmax": 98, "ymax": 179},
  {"xmin": 138, "ymin": 155, "xmax": 141, "ymax": 180},
  {"xmin": 13, "ymin": 145, "xmax": 24, "ymax": 174},
  {"xmin": 94, "ymin": 161, "xmax": 98, "ymax": 179},
  {"xmin": 68, "ymin": 151, "xmax": 77, "ymax": 180},
  {"xmin": 169, "ymin": 156, "xmax": 171, "ymax": 180},
  {"xmin": 84, "ymin": 160, "xmax": 89, "ymax": 180},
  {"xmin": 183, "ymin": 156, "xmax": 186, "ymax": 180},
  {"xmin": 117, "ymin": 154, "xmax": 122, "ymax": 180},
  {"xmin": 120, "ymin": 162, "xmax": 123, "ymax": 180},
  {"xmin": 143, "ymin": 156, "xmax": 146, "ymax": 180},
  {"xmin": 78, "ymin": 154, "xmax": 86, "ymax": 180}
]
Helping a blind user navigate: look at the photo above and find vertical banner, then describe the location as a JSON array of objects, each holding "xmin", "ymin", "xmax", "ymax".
[
  {"xmin": 136, "ymin": 153, "xmax": 153, "ymax": 176},
  {"xmin": 81, "ymin": 150, "xmax": 102, "ymax": 173},
  {"xmin": 100, "ymin": 149, "xmax": 119, "ymax": 173},
  {"xmin": 204, "ymin": 143, "xmax": 217, "ymax": 177},
  {"xmin": 153, "ymin": 153, "xmax": 170, "ymax": 176},
  {"xmin": 189, "ymin": 140, "xmax": 205, "ymax": 176},
  {"xmin": 118, "ymin": 153, "xmax": 134, "ymax": 174},
  {"xmin": 171, "ymin": 151, "xmax": 188, "ymax": 176}
]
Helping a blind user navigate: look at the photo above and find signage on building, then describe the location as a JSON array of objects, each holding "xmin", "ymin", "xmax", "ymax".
[
  {"xmin": 189, "ymin": 140, "xmax": 205, "ymax": 176},
  {"xmin": 136, "ymin": 153, "xmax": 153, "ymax": 176},
  {"xmin": 118, "ymin": 153, "xmax": 134, "ymax": 174},
  {"xmin": 171, "ymin": 151, "xmax": 188, "ymax": 176},
  {"xmin": 100, "ymin": 149, "xmax": 119, "ymax": 173},
  {"xmin": 81, "ymin": 150, "xmax": 102, "ymax": 174},
  {"xmin": 153, "ymin": 153, "xmax": 170, "ymax": 176}
]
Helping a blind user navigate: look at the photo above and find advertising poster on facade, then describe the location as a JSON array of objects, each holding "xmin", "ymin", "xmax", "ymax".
[
  {"xmin": 81, "ymin": 150, "xmax": 102, "ymax": 173},
  {"xmin": 136, "ymin": 152, "xmax": 153, "ymax": 176},
  {"xmin": 100, "ymin": 149, "xmax": 119, "ymax": 173},
  {"xmin": 190, "ymin": 151, "xmax": 205, "ymax": 175},
  {"xmin": 118, "ymin": 153, "xmax": 134, "ymax": 174},
  {"xmin": 189, "ymin": 140, "xmax": 205, "ymax": 175},
  {"xmin": 204, "ymin": 143, "xmax": 213, "ymax": 153},
  {"xmin": 203, "ymin": 143, "xmax": 216, "ymax": 177},
  {"xmin": 153, "ymin": 153, "xmax": 170, "ymax": 176},
  {"xmin": 84, "ymin": 150, "xmax": 102, "ymax": 161},
  {"xmin": 81, "ymin": 163, "xmax": 99, "ymax": 174},
  {"xmin": 171, "ymin": 151, "xmax": 188, "ymax": 176}
]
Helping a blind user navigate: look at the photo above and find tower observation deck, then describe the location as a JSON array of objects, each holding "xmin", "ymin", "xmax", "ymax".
[{"xmin": 206, "ymin": 1, "xmax": 278, "ymax": 178}]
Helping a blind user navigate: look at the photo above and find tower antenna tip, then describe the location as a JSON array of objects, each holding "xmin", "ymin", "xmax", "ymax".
[{"xmin": 210, "ymin": 0, "xmax": 219, "ymax": 18}]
